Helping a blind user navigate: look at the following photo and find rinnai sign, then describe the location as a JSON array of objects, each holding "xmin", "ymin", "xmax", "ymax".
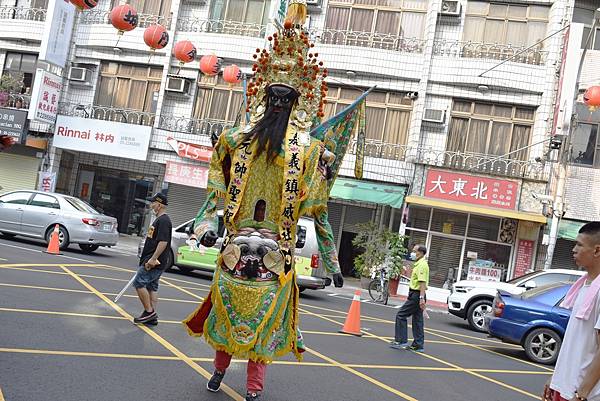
[
  {"xmin": 164, "ymin": 161, "xmax": 208, "ymax": 188},
  {"xmin": 167, "ymin": 137, "xmax": 212, "ymax": 162},
  {"xmin": 425, "ymin": 169, "xmax": 519, "ymax": 210},
  {"xmin": 40, "ymin": 0, "xmax": 76, "ymax": 68},
  {"xmin": 53, "ymin": 116, "xmax": 151, "ymax": 161},
  {"xmin": 28, "ymin": 69, "xmax": 62, "ymax": 124}
]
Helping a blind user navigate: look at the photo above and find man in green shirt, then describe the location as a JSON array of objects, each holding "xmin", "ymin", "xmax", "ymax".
[{"xmin": 390, "ymin": 244, "xmax": 429, "ymax": 352}]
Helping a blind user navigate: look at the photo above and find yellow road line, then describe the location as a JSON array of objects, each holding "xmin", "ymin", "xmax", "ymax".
[
  {"xmin": 0, "ymin": 263, "xmax": 103, "ymax": 267},
  {"xmin": 58, "ymin": 265, "xmax": 244, "ymax": 401},
  {"xmin": 0, "ymin": 347, "xmax": 180, "ymax": 361},
  {"xmin": 0, "ymin": 386, "xmax": 4, "ymax": 401}
]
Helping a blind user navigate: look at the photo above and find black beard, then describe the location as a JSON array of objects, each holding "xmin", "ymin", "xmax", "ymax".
[{"xmin": 243, "ymin": 107, "xmax": 292, "ymax": 161}]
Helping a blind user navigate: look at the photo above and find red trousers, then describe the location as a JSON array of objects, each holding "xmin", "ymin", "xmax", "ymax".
[
  {"xmin": 214, "ymin": 350, "xmax": 267, "ymax": 392},
  {"xmin": 550, "ymin": 390, "xmax": 568, "ymax": 401}
]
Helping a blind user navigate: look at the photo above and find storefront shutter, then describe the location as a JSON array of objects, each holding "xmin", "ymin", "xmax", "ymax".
[
  {"xmin": 343, "ymin": 204, "xmax": 374, "ymax": 233},
  {"xmin": 0, "ymin": 153, "xmax": 39, "ymax": 194},
  {"xmin": 166, "ymin": 183, "xmax": 207, "ymax": 227},
  {"xmin": 552, "ymin": 239, "xmax": 577, "ymax": 270}
]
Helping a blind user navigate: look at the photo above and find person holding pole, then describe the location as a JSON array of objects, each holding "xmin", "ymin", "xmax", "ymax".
[{"xmin": 132, "ymin": 192, "xmax": 172, "ymax": 326}]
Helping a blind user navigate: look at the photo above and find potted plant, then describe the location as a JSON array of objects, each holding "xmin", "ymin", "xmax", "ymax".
[
  {"xmin": 0, "ymin": 73, "xmax": 24, "ymax": 107},
  {"xmin": 385, "ymin": 232, "xmax": 408, "ymax": 295},
  {"xmin": 352, "ymin": 222, "xmax": 389, "ymax": 289}
]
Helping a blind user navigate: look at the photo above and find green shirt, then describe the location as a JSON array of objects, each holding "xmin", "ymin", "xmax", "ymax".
[{"xmin": 409, "ymin": 257, "xmax": 429, "ymax": 291}]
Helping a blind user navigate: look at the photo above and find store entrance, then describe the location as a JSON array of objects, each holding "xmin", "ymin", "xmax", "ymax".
[{"xmin": 77, "ymin": 166, "xmax": 155, "ymax": 235}]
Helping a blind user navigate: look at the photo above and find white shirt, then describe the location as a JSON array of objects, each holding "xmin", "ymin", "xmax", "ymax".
[{"xmin": 551, "ymin": 284, "xmax": 600, "ymax": 400}]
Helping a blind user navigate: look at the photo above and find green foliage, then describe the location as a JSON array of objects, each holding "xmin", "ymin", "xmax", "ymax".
[
  {"xmin": 351, "ymin": 222, "xmax": 408, "ymax": 278},
  {"xmin": 0, "ymin": 73, "xmax": 24, "ymax": 93}
]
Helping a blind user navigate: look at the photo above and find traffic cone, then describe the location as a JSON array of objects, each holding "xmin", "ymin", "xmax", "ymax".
[
  {"xmin": 44, "ymin": 224, "xmax": 62, "ymax": 255},
  {"xmin": 339, "ymin": 290, "xmax": 363, "ymax": 336}
]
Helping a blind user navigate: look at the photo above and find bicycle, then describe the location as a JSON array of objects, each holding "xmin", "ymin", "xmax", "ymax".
[{"xmin": 368, "ymin": 264, "xmax": 390, "ymax": 305}]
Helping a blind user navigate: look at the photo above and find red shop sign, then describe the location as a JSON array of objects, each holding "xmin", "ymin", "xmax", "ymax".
[
  {"xmin": 424, "ymin": 169, "xmax": 519, "ymax": 210},
  {"xmin": 513, "ymin": 239, "xmax": 535, "ymax": 279},
  {"xmin": 167, "ymin": 137, "xmax": 212, "ymax": 163},
  {"xmin": 164, "ymin": 161, "xmax": 208, "ymax": 189}
]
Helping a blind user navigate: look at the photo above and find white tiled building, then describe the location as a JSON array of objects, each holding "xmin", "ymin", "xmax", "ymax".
[{"xmin": 1, "ymin": 0, "xmax": 593, "ymax": 288}]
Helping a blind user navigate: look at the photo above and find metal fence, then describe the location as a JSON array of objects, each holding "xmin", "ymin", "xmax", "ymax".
[
  {"xmin": 433, "ymin": 39, "xmax": 547, "ymax": 65},
  {"xmin": 0, "ymin": 6, "xmax": 46, "ymax": 22}
]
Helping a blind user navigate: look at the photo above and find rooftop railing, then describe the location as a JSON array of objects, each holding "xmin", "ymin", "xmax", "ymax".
[
  {"xmin": 432, "ymin": 39, "xmax": 548, "ymax": 65},
  {"xmin": 58, "ymin": 103, "xmax": 156, "ymax": 127},
  {"xmin": 0, "ymin": 6, "xmax": 46, "ymax": 22},
  {"xmin": 176, "ymin": 18, "xmax": 266, "ymax": 38},
  {"xmin": 79, "ymin": 10, "xmax": 172, "ymax": 29},
  {"xmin": 307, "ymin": 28, "xmax": 426, "ymax": 53}
]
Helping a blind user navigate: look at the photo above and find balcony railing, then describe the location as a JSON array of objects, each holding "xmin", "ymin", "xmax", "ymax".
[
  {"xmin": 79, "ymin": 10, "xmax": 172, "ymax": 29},
  {"xmin": 0, "ymin": 6, "xmax": 46, "ymax": 21},
  {"xmin": 176, "ymin": 18, "xmax": 267, "ymax": 38},
  {"xmin": 307, "ymin": 28, "xmax": 426, "ymax": 53},
  {"xmin": 0, "ymin": 93, "xmax": 31, "ymax": 110},
  {"xmin": 158, "ymin": 115, "xmax": 234, "ymax": 138},
  {"xmin": 433, "ymin": 39, "xmax": 547, "ymax": 65},
  {"xmin": 58, "ymin": 103, "xmax": 156, "ymax": 127}
]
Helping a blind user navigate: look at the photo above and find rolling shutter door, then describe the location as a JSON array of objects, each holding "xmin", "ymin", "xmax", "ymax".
[
  {"xmin": 342, "ymin": 204, "xmax": 374, "ymax": 233},
  {"xmin": 552, "ymin": 239, "xmax": 576, "ymax": 270},
  {"xmin": 0, "ymin": 153, "xmax": 39, "ymax": 194},
  {"xmin": 166, "ymin": 183, "xmax": 207, "ymax": 227}
]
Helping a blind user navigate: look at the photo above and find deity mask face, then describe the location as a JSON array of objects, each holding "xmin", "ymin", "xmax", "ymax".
[{"xmin": 267, "ymin": 84, "xmax": 299, "ymax": 114}]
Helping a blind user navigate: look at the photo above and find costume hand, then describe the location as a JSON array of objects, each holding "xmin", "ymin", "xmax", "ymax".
[
  {"xmin": 201, "ymin": 230, "xmax": 218, "ymax": 247},
  {"xmin": 332, "ymin": 272, "xmax": 344, "ymax": 288}
]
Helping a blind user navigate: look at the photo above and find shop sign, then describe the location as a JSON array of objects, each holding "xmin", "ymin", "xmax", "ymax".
[
  {"xmin": 425, "ymin": 169, "xmax": 519, "ymax": 210},
  {"xmin": 0, "ymin": 107, "xmax": 28, "ymax": 144},
  {"xmin": 164, "ymin": 161, "xmax": 208, "ymax": 188},
  {"xmin": 513, "ymin": 239, "xmax": 535, "ymax": 279},
  {"xmin": 467, "ymin": 259, "xmax": 501, "ymax": 282},
  {"xmin": 38, "ymin": 171, "xmax": 57, "ymax": 193},
  {"xmin": 40, "ymin": 0, "xmax": 76, "ymax": 68},
  {"xmin": 53, "ymin": 115, "xmax": 151, "ymax": 161},
  {"xmin": 28, "ymin": 70, "xmax": 62, "ymax": 124},
  {"xmin": 166, "ymin": 137, "xmax": 212, "ymax": 162}
]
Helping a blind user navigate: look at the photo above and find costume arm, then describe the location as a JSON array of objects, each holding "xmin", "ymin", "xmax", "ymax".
[
  {"xmin": 314, "ymin": 211, "xmax": 341, "ymax": 275},
  {"xmin": 193, "ymin": 191, "xmax": 219, "ymax": 238}
]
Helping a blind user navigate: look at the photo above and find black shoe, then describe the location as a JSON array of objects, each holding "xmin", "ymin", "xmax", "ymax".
[
  {"xmin": 206, "ymin": 370, "xmax": 225, "ymax": 392},
  {"xmin": 133, "ymin": 310, "xmax": 156, "ymax": 324},
  {"xmin": 144, "ymin": 317, "xmax": 158, "ymax": 326},
  {"xmin": 246, "ymin": 392, "xmax": 261, "ymax": 401}
]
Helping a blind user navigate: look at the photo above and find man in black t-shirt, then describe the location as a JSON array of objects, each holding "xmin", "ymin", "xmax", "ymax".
[{"xmin": 132, "ymin": 192, "xmax": 172, "ymax": 325}]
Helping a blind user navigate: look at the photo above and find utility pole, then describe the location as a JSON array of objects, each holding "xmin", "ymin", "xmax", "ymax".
[{"xmin": 544, "ymin": 9, "xmax": 600, "ymax": 270}]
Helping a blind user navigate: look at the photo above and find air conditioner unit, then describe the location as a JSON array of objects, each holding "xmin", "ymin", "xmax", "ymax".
[
  {"xmin": 306, "ymin": 0, "xmax": 320, "ymax": 5},
  {"xmin": 440, "ymin": 0, "xmax": 461, "ymax": 17},
  {"xmin": 166, "ymin": 76, "xmax": 191, "ymax": 94},
  {"xmin": 68, "ymin": 67, "xmax": 89, "ymax": 82},
  {"xmin": 423, "ymin": 108, "xmax": 446, "ymax": 124}
]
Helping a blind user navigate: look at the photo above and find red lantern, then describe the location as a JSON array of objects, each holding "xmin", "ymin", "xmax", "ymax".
[
  {"xmin": 143, "ymin": 24, "xmax": 169, "ymax": 50},
  {"xmin": 223, "ymin": 64, "xmax": 242, "ymax": 84},
  {"xmin": 69, "ymin": 0, "xmax": 98, "ymax": 11},
  {"xmin": 583, "ymin": 86, "xmax": 600, "ymax": 108},
  {"xmin": 173, "ymin": 40, "xmax": 197, "ymax": 64},
  {"xmin": 110, "ymin": 4, "xmax": 138, "ymax": 34},
  {"xmin": 200, "ymin": 55, "xmax": 221, "ymax": 76}
]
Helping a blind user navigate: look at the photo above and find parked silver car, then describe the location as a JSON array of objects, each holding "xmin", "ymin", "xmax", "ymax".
[{"xmin": 0, "ymin": 190, "xmax": 118, "ymax": 253}]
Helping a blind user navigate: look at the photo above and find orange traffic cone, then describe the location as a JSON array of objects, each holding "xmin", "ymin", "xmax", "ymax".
[
  {"xmin": 44, "ymin": 224, "xmax": 62, "ymax": 255},
  {"xmin": 339, "ymin": 290, "xmax": 363, "ymax": 336}
]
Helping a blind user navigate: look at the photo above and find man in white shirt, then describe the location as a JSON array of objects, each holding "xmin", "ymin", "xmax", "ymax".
[{"xmin": 544, "ymin": 221, "xmax": 600, "ymax": 401}]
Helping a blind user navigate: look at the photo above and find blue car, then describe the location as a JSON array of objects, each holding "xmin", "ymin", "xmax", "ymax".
[{"xmin": 485, "ymin": 282, "xmax": 571, "ymax": 365}]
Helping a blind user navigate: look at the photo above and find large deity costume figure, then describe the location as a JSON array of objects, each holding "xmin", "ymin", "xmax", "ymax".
[{"xmin": 183, "ymin": 2, "xmax": 366, "ymax": 399}]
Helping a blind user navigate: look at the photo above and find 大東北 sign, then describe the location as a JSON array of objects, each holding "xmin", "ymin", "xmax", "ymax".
[
  {"xmin": 0, "ymin": 107, "xmax": 28, "ymax": 144},
  {"xmin": 40, "ymin": 0, "xmax": 76, "ymax": 68},
  {"xmin": 28, "ymin": 70, "xmax": 62, "ymax": 124},
  {"xmin": 467, "ymin": 259, "xmax": 501, "ymax": 282},
  {"xmin": 53, "ymin": 115, "xmax": 151, "ymax": 161},
  {"xmin": 164, "ymin": 161, "xmax": 208, "ymax": 188},
  {"xmin": 425, "ymin": 169, "xmax": 519, "ymax": 210},
  {"xmin": 166, "ymin": 137, "xmax": 212, "ymax": 162}
]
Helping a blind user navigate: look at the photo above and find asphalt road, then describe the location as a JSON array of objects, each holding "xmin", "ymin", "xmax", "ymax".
[{"xmin": 0, "ymin": 235, "xmax": 553, "ymax": 401}]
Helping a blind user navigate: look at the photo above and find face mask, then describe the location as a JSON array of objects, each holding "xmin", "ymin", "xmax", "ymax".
[{"xmin": 410, "ymin": 252, "xmax": 417, "ymax": 261}]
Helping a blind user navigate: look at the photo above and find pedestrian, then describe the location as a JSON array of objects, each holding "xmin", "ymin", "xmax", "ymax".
[
  {"xmin": 132, "ymin": 192, "xmax": 172, "ymax": 326},
  {"xmin": 543, "ymin": 221, "xmax": 600, "ymax": 401},
  {"xmin": 390, "ymin": 244, "xmax": 429, "ymax": 352}
]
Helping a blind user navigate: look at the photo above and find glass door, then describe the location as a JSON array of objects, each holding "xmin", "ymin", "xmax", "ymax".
[{"xmin": 428, "ymin": 235, "xmax": 464, "ymax": 288}]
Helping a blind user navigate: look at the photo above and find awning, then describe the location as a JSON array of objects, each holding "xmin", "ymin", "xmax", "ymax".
[
  {"xmin": 557, "ymin": 219, "xmax": 586, "ymax": 241},
  {"xmin": 330, "ymin": 177, "xmax": 407, "ymax": 208},
  {"xmin": 405, "ymin": 195, "xmax": 547, "ymax": 224}
]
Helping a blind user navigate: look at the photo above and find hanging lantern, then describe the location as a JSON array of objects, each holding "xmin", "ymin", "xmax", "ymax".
[
  {"xmin": 223, "ymin": 64, "xmax": 242, "ymax": 84},
  {"xmin": 173, "ymin": 40, "xmax": 197, "ymax": 64},
  {"xmin": 143, "ymin": 24, "xmax": 169, "ymax": 50},
  {"xmin": 200, "ymin": 55, "xmax": 221, "ymax": 76},
  {"xmin": 583, "ymin": 86, "xmax": 600, "ymax": 108},
  {"xmin": 110, "ymin": 4, "xmax": 138, "ymax": 34},
  {"xmin": 69, "ymin": 0, "xmax": 98, "ymax": 11}
]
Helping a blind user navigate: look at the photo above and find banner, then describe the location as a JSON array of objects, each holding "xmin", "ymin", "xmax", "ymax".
[
  {"xmin": 467, "ymin": 259, "xmax": 501, "ymax": 282},
  {"xmin": 164, "ymin": 161, "xmax": 208, "ymax": 188},
  {"xmin": 28, "ymin": 70, "xmax": 62, "ymax": 124},
  {"xmin": 166, "ymin": 136, "xmax": 213, "ymax": 162},
  {"xmin": 53, "ymin": 115, "xmax": 151, "ymax": 161},
  {"xmin": 0, "ymin": 107, "xmax": 28, "ymax": 144},
  {"xmin": 354, "ymin": 101, "xmax": 366, "ymax": 179},
  {"xmin": 40, "ymin": 0, "xmax": 76, "ymax": 68},
  {"xmin": 38, "ymin": 171, "xmax": 57, "ymax": 193}
]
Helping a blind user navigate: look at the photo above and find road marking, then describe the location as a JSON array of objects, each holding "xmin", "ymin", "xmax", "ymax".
[
  {"xmin": 57, "ymin": 265, "xmax": 245, "ymax": 401},
  {"xmin": 0, "ymin": 347, "xmax": 180, "ymax": 361},
  {"xmin": 0, "ymin": 386, "xmax": 4, "ymax": 401},
  {"xmin": 0, "ymin": 242, "xmax": 96, "ymax": 263}
]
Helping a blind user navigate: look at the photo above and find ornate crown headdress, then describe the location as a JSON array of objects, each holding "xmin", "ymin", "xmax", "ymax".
[{"xmin": 245, "ymin": 0, "xmax": 328, "ymax": 132}]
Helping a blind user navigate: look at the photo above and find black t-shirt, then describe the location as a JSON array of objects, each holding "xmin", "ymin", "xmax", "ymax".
[{"xmin": 139, "ymin": 214, "xmax": 172, "ymax": 268}]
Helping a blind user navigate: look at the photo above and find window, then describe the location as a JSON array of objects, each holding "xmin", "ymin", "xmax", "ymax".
[
  {"xmin": 463, "ymin": 2, "xmax": 549, "ymax": 47},
  {"xmin": 324, "ymin": 85, "xmax": 412, "ymax": 147},
  {"xmin": 446, "ymin": 100, "xmax": 535, "ymax": 161},
  {"xmin": 193, "ymin": 75, "xmax": 244, "ymax": 122},
  {"xmin": 96, "ymin": 62, "xmax": 162, "ymax": 114},
  {"xmin": 30, "ymin": 194, "xmax": 60, "ymax": 209},
  {"xmin": 3, "ymin": 52, "xmax": 37, "ymax": 95},
  {"xmin": 0, "ymin": 192, "xmax": 32, "ymax": 205},
  {"xmin": 574, "ymin": 7, "xmax": 600, "ymax": 50},
  {"xmin": 571, "ymin": 123, "xmax": 600, "ymax": 167},
  {"xmin": 523, "ymin": 273, "xmax": 577, "ymax": 288},
  {"xmin": 210, "ymin": 0, "xmax": 270, "ymax": 26},
  {"xmin": 110, "ymin": 0, "xmax": 171, "ymax": 16},
  {"xmin": 31, "ymin": 0, "xmax": 48, "ymax": 9},
  {"xmin": 64, "ymin": 197, "xmax": 99, "ymax": 214},
  {"xmin": 325, "ymin": 0, "xmax": 427, "ymax": 39}
]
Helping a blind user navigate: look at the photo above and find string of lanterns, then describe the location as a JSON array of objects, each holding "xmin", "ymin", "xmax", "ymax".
[{"xmin": 68, "ymin": 0, "xmax": 243, "ymax": 84}]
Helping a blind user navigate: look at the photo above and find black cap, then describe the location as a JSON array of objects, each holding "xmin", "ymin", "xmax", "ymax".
[{"xmin": 148, "ymin": 192, "xmax": 168, "ymax": 206}]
